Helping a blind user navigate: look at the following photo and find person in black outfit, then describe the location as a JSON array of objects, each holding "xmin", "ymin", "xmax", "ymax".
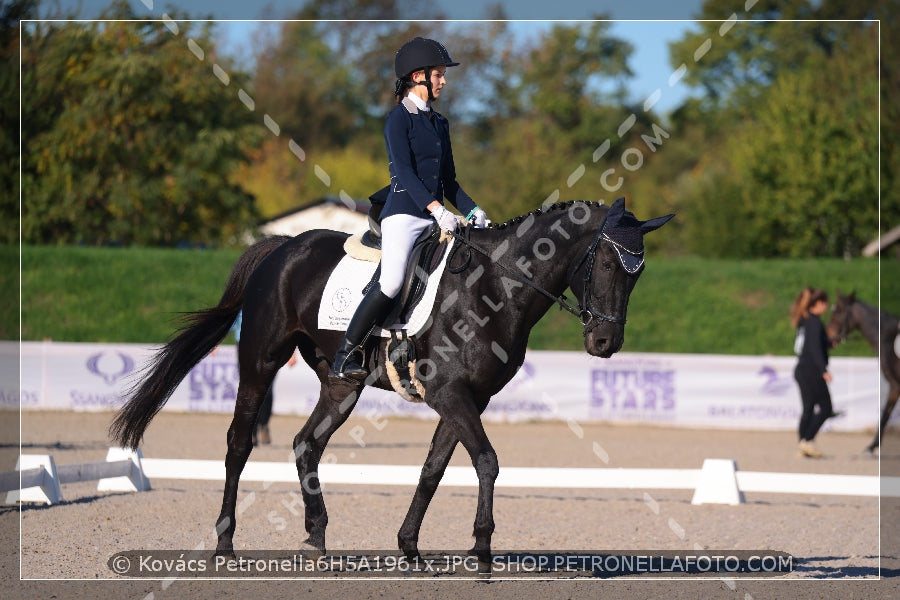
[{"xmin": 790, "ymin": 287, "xmax": 837, "ymax": 458}]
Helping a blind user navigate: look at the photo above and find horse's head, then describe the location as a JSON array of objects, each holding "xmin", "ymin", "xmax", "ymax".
[
  {"xmin": 826, "ymin": 290, "xmax": 857, "ymax": 344},
  {"xmin": 569, "ymin": 197, "xmax": 673, "ymax": 358}
]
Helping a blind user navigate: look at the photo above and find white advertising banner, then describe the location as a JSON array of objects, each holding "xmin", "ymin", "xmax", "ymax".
[{"xmin": 6, "ymin": 341, "xmax": 892, "ymax": 432}]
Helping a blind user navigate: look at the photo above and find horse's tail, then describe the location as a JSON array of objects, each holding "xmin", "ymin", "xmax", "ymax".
[{"xmin": 110, "ymin": 235, "xmax": 293, "ymax": 450}]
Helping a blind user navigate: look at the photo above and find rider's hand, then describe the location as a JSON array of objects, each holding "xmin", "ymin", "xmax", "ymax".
[
  {"xmin": 430, "ymin": 205, "xmax": 458, "ymax": 233},
  {"xmin": 471, "ymin": 208, "xmax": 490, "ymax": 229}
]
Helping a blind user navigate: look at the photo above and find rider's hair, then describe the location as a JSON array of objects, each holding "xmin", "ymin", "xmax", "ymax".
[
  {"xmin": 393, "ymin": 67, "xmax": 433, "ymax": 104},
  {"xmin": 790, "ymin": 286, "xmax": 828, "ymax": 328},
  {"xmin": 393, "ymin": 75, "xmax": 414, "ymax": 103}
]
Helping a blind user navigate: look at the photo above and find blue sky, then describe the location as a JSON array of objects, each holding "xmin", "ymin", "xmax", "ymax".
[
  {"xmin": 214, "ymin": 19, "xmax": 699, "ymax": 114},
  {"xmin": 50, "ymin": 0, "xmax": 707, "ymax": 20},
  {"xmin": 47, "ymin": 0, "xmax": 709, "ymax": 114}
]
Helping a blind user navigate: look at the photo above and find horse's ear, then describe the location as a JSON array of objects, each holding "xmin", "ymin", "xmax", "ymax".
[
  {"xmin": 608, "ymin": 197, "xmax": 626, "ymax": 219},
  {"xmin": 849, "ymin": 290, "xmax": 857, "ymax": 302},
  {"xmin": 640, "ymin": 213, "xmax": 675, "ymax": 234}
]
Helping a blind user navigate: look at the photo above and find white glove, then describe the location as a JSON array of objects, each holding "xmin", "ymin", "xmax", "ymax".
[
  {"xmin": 431, "ymin": 205, "xmax": 458, "ymax": 233},
  {"xmin": 471, "ymin": 208, "xmax": 490, "ymax": 228}
]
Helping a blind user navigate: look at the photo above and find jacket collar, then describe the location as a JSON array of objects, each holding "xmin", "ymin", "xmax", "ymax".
[{"xmin": 401, "ymin": 94, "xmax": 434, "ymax": 116}]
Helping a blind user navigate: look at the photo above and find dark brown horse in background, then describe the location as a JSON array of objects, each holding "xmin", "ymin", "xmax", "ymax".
[{"xmin": 827, "ymin": 291, "xmax": 900, "ymax": 452}]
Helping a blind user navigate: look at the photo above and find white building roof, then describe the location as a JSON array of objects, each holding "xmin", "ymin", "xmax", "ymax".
[{"xmin": 258, "ymin": 196, "xmax": 371, "ymax": 237}]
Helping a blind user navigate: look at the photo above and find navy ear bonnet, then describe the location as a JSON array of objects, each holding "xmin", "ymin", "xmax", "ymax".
[{"xmin": 601, "ymin": 197, "xmax": 675, "ymax": 274}]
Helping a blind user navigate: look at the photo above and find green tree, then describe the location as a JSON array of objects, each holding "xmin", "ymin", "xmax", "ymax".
[
  {"xmin": 669, "ymin": 0, "xmax": 823, "ymax": 108},
  {"xmin": 722, "ymin": 27, "xmax": 879, "ymax": 257},
  {"xmin": 243, "ymin": 6, "xmax": 505, "ymax": 212},
  {"xmin": 250, "ymin": 20, "xmax": 365, "ymax": 153},
  {"xmin": 459, "ymin": 21, "xmax": 661, "ymax": 222},
  {"xmin": 0, "ymin": 0, "xmax": 39, "ymax": 243},
  {"xmin": 662, "ymin": 1, "xmax": 892, "ymax": 257},
  {"xmin": 21, "ymin": 2, "xmax": 265, "ymax": 246}
]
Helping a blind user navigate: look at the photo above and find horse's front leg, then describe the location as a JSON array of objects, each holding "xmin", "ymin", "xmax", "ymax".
[
  {"xmin": 430, "ymin": 387, "xmax": 498, "ymax": 570},
  {"xmin": 292, "ymin": 381, "xmax": 361, "ymax": 555},
  {"xmin": 398, "ymin": 418, "xmax": 458, "ymax": 559},
  {"xmin": 870, "ymin": 385, "xmax": 899, "ymax": 452},
  {"xmin": 215, "ymin": 387, "xmax": 264, "ymax": 557}
]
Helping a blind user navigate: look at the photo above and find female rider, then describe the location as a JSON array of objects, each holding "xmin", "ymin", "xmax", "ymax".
[{"xmin": 329, "ymin": 37, "xmax": 489, "ymax": 381}]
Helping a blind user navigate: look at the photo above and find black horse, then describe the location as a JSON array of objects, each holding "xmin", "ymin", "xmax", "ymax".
[
  {"xmin": 111, "ymin": 198, "xmax": 673, "ymax": 566},
  {"xmin": 827, "ymin": 291, "xmax": 900, "ymax": 452}
]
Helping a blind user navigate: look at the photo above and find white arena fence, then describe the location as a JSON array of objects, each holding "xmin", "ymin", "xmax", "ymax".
[
  {"xmin": 4, "ymin": 341, "xmax": 894, "ymax": 431},
  {"xmin": 3, "ymin": 449, "xmax": 899, "ymax": 507}
]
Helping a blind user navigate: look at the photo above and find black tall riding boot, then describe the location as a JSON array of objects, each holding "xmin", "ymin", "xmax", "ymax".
[{"xmin": 328, "ymin": 284, "xmax": 395, "ymax": 381}]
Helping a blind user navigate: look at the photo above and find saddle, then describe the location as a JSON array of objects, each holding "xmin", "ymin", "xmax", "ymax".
[{"xmin": 364, "ymin": 224, "xmax": 447, "ymax": 327}]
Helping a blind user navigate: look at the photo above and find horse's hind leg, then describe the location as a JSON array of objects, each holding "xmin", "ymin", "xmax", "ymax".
[
  {"xmin": 397, "ymin": 418, "xmax": 458, "ymax": 559},
  {"xmin": 292, "ymin": 380, "xmax": 362, "ymax": 555},
  {"xmin": 214, "ymin": 374, "xmax": 272, "ymax": 556}
]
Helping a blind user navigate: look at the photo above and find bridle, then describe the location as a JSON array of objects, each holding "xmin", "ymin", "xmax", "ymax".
[
  {"xmin": 448, "ymin": 215, "xmax": 628, "ymax": 336},
  {"xmin": 569, "ymin": 222, "xmax": 630, "ymax": 332},
  {"xmin": 830, "ymin": 299, "xmax": 855, "ymax": 344}
]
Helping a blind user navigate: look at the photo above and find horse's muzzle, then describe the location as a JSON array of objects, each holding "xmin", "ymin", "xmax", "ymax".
[{"xmin": 585, "ymin": 325, "xmax": 624, "ymax": 358}]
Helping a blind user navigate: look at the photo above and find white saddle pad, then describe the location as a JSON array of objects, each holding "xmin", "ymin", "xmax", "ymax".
[{"xmin": 318, "ymin": 239, "xmax": 454, "ymax": 337}]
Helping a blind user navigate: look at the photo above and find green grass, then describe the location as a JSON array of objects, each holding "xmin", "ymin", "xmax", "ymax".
[
  {"xmin": 526, "ymin": 257, "xmax": 896, "ymax": 358},
  {"xmin": 11, "ymin": 244, "xmax": 899, "ymax": 359},
  {"xmin": 18, "ymin": 245, "xmax": 240, "ymax": 343},
  {"xmin": 0, "ymin": 245, "xmax": 18, "ymax": 340}
]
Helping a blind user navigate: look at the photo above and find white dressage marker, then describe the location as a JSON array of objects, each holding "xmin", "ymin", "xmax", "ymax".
[
  {"xmin": 690, "ymin": 459, "xmax": 744, "ymax": 505},
  {"xmin": 4, "ymin": 454, "xmax": 63, "ymax": 505},
  {"xmin": 97, "ymin": 447, "xmax": 151, "ymax": 493},
  {"xmin": 2, "ymin": 448, "xmax": 151, "ymax": 505}
]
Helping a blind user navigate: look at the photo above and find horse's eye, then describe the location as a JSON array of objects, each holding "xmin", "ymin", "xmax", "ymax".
[{"xmin": 602, "ymin": 261, "xmax": 614, "ymax": 271}]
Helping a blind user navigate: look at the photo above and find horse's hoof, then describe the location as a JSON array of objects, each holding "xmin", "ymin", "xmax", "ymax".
[
  {"xmin": 399, "ymin": 540, "xmax": 420, "ymax": 560},
  {"xmin": 476, "ymin": 560, "xmax": 492, "ymax": 578},
  {"xmin": 467, "ymin": 547, "xmax": 492, "ymax": 575},
  {"xmin": 213, "ymin": 547, "xmax": 236, "ymax": 561},
  {"xmin": 298, "ymin": 540, "xmax": 325, "ymax": 560}
]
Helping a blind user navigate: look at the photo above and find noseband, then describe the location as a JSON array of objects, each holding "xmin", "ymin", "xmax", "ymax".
[{"xmin": 571, "ymin": 223, "xmax": 628, "ymax": 333}]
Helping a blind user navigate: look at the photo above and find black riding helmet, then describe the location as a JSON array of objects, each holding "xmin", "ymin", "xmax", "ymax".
[{"xmin": 394, "ymin": 37, "xmax": 459, "ymax": 101}]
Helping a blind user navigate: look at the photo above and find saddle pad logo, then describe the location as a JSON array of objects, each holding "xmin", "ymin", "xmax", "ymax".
[
  {"xmin": 331, "ymin": 287, "xmax": 353, "ymax": 313},
  {"xmin": 318, "ymin": 239, "xmax": 454, "ymax": 337}
]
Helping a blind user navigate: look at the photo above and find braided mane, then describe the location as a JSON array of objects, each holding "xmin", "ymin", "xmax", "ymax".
[{"xmin": 492, "ymin": 200, "xmax": 605, "ymax": 229}]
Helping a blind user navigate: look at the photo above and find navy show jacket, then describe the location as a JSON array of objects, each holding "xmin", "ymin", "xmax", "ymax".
[{"xmin": 380, "ymin": 96, "xmax": 477, "ymax": 220}]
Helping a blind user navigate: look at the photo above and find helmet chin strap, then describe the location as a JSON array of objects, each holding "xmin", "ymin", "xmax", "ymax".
[{"xmin": 414, "ymin": 67, "xmax": 435, "ymax": 102}]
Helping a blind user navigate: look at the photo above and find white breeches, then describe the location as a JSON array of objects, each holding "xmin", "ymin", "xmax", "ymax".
[{"xmin": 378, "ymin": 213, "xmax": 433, "ymax": 298}]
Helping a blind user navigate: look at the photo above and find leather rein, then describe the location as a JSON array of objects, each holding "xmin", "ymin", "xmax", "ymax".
[{"xmin": 448, "ymin": 218, "xmax": 627, "ymax": 335}]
